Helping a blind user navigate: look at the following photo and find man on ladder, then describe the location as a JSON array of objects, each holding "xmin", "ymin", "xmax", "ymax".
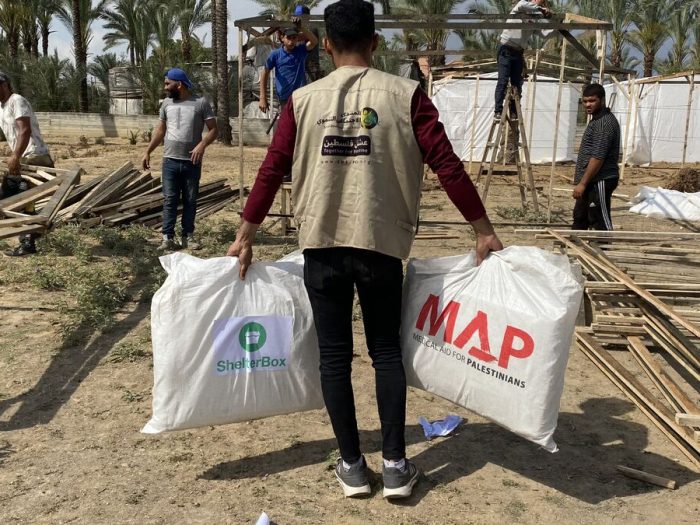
[{"xmin": 494, "ymin": 0, "xmax": 552, "ymax": 122}]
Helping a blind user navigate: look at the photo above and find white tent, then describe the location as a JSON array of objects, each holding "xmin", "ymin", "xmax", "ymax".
[
  {"xmin": 605, "ymin": 74, "xmax": 700, "ymax": 165},
  {"xmin": 431, "ymin": 72, "xmax": 580, "ymax": 164}
]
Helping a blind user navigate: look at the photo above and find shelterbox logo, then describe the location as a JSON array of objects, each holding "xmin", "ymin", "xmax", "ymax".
[
  {"xmin": 414, "ymin": 294, "xmax": 534, "ymax": 369},
  {"xmin": 239, "ymin": 322, "xmax": 267, "ymax": 352},
  {"xmin": 212, "ymin": 316, "xmax": 292, "ymax": 374}
]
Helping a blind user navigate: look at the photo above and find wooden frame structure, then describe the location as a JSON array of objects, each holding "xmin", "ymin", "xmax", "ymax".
[{"xmin": 233, "ymin": 12, "xmax": 626, "ymax": 222}]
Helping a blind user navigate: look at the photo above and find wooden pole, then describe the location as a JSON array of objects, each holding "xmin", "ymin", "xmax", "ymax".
[
  {"xmin": 467, "ymin": 73, "xmax": 480, "ymax": 176},
  {"xmin": 527, "ymin": 50, "xmax": 540, "ymax": 154},
  {"xmin": 616, "ymin": 466, "xmax": 677, "ymax": 490},
  {"xmin": 238, "ymin": 28, "xmax": 245, "ymax": 210},
  {"xmin": 597, "ymin": 30, "xmax": 606, "ymax": 83},
  {"xmin": 681, "ymin": 73, "xmax": 695, "ymax": 167},
  {"xmin": 548, "ymin": 39, "xmax": 567, "ymax": 222},
  {"xmin": 620, "ymin": 75, "xmax": 633, "ymax": 181}
]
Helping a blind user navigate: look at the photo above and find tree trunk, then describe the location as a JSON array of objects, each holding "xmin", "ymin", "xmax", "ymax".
[
  {"xmin": 215, "ymin": 0, "xmax": 231, "ymax": 144},
  {"xmin": 644, "ymin": 52, "xmax": 653, "ymax": 77},
  {"xmin": 41, "ymin": 23, "xmax": 49, "ymax": 57},
  {"xmin": 211, "ymin": 0, "xmax": 219, "ymax": 110},
  {"xmin": 31, "ymin": 34, "xmax": 39, "ymax": 58},
  {"xmin": 181, "ymin": 27, "xmax": 192, "ymax": 63},
  {"xmin": 72, "ymin": 0, "xmax": 89, "ymax": 112},
  {"xmin": 9, "ymin": 34, "xmax": 19, "ymax": 60}
]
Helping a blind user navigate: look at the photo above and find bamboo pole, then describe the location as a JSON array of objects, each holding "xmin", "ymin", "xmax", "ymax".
[
  {"xmin": 620, "ymin": 75, "xmax": 633, "ymax": 181},
  {"xmin": 597, "ymin": 30, "xmax": 606, "ymax": 83},
  {"xmin": 681, "ymin": 74, "xmax": 695, "ymax": 167},
  {"xmin": 527, "ymin": 50, "xmax": 540, "ymax": 154},
  {"xmin": 467, "ymin": 73, "xmax": 480, "ymax": 176},
  {"xmin": 547, "ymin": 39, "xmax": 567, "ymax": 222},
  {"xmin": 238, "ymin": 27, "xmax": 245, "ymax": 211}
]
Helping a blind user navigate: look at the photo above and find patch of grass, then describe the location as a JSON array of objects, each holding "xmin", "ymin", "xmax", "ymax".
[
  {"xmin": 29, "ymin": 258, "xmax": 69, "ymax": 290},
  {"xmin": 78, "ymin": 135, "xmax": 89, "ymax": 147},
  {"xmin": 495, "ymin": 205, "xmax": 549, "ymax": 223},
  {"xmin": 38, "ymin": 225, "xmax": 92, "ymax": 260},
  {"xmin": 502, "ymin": 478, "xmax": 521, "ymax": 487},
  {"xmin": 127, "ymin": 129, "xmax": 140, "ymax": 145},
  {"xmin": 95, "ymin": 136, "xmax": 106, "ymax": 145},
  {"xmin": 122, "ymin": 389, "xmax": 144, "ymax": 403},
  {"xmin": 504, "ymin": 500, "xmax": 527, "ymax": 520},
  {"xmin": 108, "ymin": 341, "xmax": 150, "ymax": 363}
]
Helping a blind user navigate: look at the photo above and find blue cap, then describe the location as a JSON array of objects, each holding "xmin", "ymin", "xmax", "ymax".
[
  {"xmin": 165, "ymin": 68, "xmax": 193, "ymax": 89},
  {"xmin": 294, "ymin": 5, "xmax": 310, "ymax": 16}
]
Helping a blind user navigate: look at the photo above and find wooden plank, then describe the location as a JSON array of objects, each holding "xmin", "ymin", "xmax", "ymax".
[
  {"xmin": 0, "ymin": 215, "xmax": 50, "ymax": 227},
  {"xmin": 72, "ymin": 162, "xmax": 134, "ymax": 216},
  {"xmin": 676, "ymin": 413, "xmax": 700, "ymax": 427},
  {"xmin": 628, "ymin": 336, "xmax": 700, "ymax": 415},
  {"xmin": 0, "ymin": 176, "xmax": 64, "ymax": 213},
  {"xmin": 38, "ymin": 168, "xmax": 82, "ymax": 220},
  {"xmin": 577, "ymin": 332, "xmax": 700, "ymax": 470},
  {"xmin": 548, "ymin": 230, "xmax": 700, "ymax": 341},
  {"xmin": 616, "ymin": 465, "xmax": 677, "ymax": 490},
  {"xmin": 0, "ymin": 223, "xmax": 46, "ymax": 240}
]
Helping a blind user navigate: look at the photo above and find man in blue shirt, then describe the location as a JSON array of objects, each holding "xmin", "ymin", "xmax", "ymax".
[{"xmin": 258, "ymin": 24, "xmax": 318, "ymax": 113}]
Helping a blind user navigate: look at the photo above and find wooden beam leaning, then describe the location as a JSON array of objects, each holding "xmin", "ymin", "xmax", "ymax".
[
  {"xmin": 38, "ymin": 168, "xmax": 82, "ymax": 222},
  {"xmin": 577, "ymin": 331, "xmax": 700, "ymax": 470},
  {"xmin": 627, "ymin": 336, "xmax": 700, "ymax": 416},
  {"xmin": 547, "ymin": 230, "xmax": 700, "ymax": 341},
  {"xmin": 0, "ymin": 175, "xmax": 64, "ymax": 214}
]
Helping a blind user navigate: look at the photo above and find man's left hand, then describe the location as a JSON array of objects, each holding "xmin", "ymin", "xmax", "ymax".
[
  {"xmin": 572, "ymin": 183, "xmax": 586, "ymax": 199},
  {"xmin": 190, "ymin": 143, "xmax": 206, "ymax": 165}
]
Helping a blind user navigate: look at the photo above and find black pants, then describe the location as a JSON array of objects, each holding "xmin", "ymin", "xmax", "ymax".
[
  {"xmin": 572, "ymin": 178, "xmax": 618, "ymax": 230},
  {"xmin": 303, "ymin": 247, "xmax": 406, "ymax": 463},
  {"xmin": 495, "ymin": 44, "xmax": 524, "ymax": 116}
]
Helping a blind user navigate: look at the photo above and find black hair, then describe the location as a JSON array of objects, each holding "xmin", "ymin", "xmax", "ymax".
[
  {"xmin": 582, "ymin": 83, "xmax": 605, "ymax": 100},
  {"xmin": 324, "ymin": 0, "xmax": 375, "ymax": 54}
]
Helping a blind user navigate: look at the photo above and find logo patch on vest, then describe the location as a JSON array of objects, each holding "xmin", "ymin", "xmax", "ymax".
[
  {"xmin": 361, "ymin": 107, "xmax": 379, "ymax": 129},
  {"xmin": 322, "ymin": 135, "xmax": 371, "ymax": 156}
]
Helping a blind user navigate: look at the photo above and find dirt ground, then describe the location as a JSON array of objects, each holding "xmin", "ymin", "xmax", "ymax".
[{"xmin": 1, "ymin": 137, "xmax": 699, "ymax": 524}]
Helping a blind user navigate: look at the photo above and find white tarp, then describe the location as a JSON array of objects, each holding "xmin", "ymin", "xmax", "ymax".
[
  {"xmin": 629, "ymin": 186, "xmax": 700, "ymax": 221},
  {"xmin": 606, "ymin": 75, "xmax": 700, "ymax": 165},
  {"xmin": 432, "ymin": 72, "xmax": 579, "ymax": 164}
]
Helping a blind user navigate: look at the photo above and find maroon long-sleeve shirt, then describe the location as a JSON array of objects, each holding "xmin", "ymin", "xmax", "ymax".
[{"xmin": 242, "ymin": 88, "xmax": 486, "ymax": 225}]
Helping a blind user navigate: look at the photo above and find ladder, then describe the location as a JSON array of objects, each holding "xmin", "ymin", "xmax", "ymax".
[{"xmin": 476, "ymin": 84, "xmax": 539, "ymax": 212}]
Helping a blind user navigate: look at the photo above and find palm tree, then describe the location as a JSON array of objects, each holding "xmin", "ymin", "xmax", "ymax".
[
  {"xmin": 658, "ymin": 7, "xmax": 695, "ymax": 74},
  {"xmin": 57, "ymin": 0, "xmax": 108, "ymax": 111},
  {"xmin": 0, "ymin": 0, "xmax": 24, "ymax": 59},
  {"xmin": 213, "ymin": 0, "xmax": 231, "ymax": 144},
  {"xmin": 395, "ymin": 0, "xmax": 466, "ymax": 66},
  {"xmin": 152, "ymin": 4, "xmax": 178, "ymax": 62},
  {"xmin": 101, "ymin": 0, "xmax": 154, "ymax": 66},
  {"xmin": 628, "ymin": 0, "xmax": 677, "ymax": 77},
  {"xmin": 36, "ymin": 0, "xmax": 62, "ymax": 56},
  {"xmin": 172, "ymin": 0, "xmax": 210, "ymax": 64},
  {"xmin": 88, "ymin": 52, "xmax": 121, "ymax": 99}
]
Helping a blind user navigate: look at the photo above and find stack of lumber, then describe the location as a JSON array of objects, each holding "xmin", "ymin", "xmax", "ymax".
[
  {"xmin": 0, "ymin": 161, "xmax": 241, "ymax": 239},
  {"xmin": 527, "ymin": 229, "xmax": 700, "ymax": 471}
]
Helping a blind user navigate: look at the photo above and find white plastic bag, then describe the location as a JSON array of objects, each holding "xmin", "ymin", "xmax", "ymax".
[
  {"xmin": 142, "ymin": 253, "xmax": 323, "ymax": 434},
  {"xmin": 401, "ymin": 246, "xmax": 583, "ymax": 452}
]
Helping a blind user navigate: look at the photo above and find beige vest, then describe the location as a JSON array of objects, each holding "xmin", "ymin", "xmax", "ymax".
[{"xmin": 291, "ymin": 66, "xmax": 424, "ymax": 260}]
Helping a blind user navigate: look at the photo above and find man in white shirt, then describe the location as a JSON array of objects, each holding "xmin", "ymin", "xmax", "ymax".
[
  {"xmin": 0, "ymin": 71, "xmax": 54, "ymax": 256},
  {"xmin": 494, "ymin": 0, "xmax": 551, "ymax": 120}
]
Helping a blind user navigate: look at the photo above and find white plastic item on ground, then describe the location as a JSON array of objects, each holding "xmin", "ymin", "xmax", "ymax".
[
  {"xmin": 401, "ymin": 247, "xmax": 584, "ymax": 452},
  {"xmin": 142, "ymin": 253, "xmax": 323, "ymax": 434},
  {"xmin": 629, "ymin": 186, "xmax": 700, "ymax": 221}
]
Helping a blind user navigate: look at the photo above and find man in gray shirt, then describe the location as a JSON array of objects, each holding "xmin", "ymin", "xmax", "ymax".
[{"xmin": 143, "ymin": 68, "xmax": 217, "ymax": 251}]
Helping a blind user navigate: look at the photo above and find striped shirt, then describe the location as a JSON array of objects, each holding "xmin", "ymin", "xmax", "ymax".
[{"xmin": 575, "ymin": 108, "xmax": 620, "ymax": 183}]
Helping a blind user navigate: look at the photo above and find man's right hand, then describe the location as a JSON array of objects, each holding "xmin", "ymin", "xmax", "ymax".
[
  {"xmin": 259, "ymin": 97, "xmax": 269, "ymax": 113},
  {"xmin": 142, "ymin": 152, "xmax": 150, "ymax": 170}
]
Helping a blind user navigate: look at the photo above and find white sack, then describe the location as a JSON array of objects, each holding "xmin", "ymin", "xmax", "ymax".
[
  {"xmin": 629, "ymin": 186, "xmax": 700, "ymax": 221},
  {"xmin": 143, "ymin": 253, "xmax": 323, "ymax": 434},
  {"xmin": 401, "ymin": 246, "xmax": 583, "ymax": 452}
]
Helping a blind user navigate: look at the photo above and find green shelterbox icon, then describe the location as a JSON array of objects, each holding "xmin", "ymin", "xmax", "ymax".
[{"xmin": 239, "ymin": 322, "xmax": 267, "ymax": 352}]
